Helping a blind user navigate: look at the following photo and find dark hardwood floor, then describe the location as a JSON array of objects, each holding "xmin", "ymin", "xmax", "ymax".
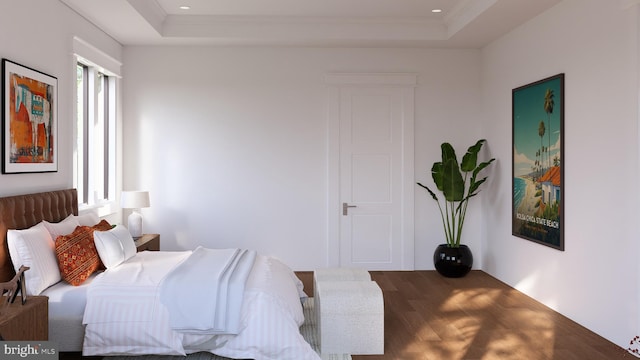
[
  {"xmin": 62, "ymin": 270, "xmax": 632, "ymax": 360},
  {"xmin": 297, "ymin": 270, "xmax": 632, "ymax": 360}
]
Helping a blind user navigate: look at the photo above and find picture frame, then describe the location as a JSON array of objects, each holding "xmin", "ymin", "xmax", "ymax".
[
  {"xmin": 512, "ymin": 74, "xmax": 564, "ymax": 250},
  {"xmin": 2, "ymin": 59, "xmax": 57, "ymax": 173},
  {"xmin": 19, "ymin": 270, "xmax": 27, "ymax": 305},
  {"xmin": 8, "ymin": 281, "xmax": 19, "ymax": 304}
]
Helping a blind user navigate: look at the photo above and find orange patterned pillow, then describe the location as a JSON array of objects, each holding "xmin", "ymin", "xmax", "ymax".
[
  {"xmin": 55, "ymin": 225, "xmax": 102, "ymax": 286},
  {"xmin": 93, "ymin": 219, "xmax": 113, "ymax": 232}
]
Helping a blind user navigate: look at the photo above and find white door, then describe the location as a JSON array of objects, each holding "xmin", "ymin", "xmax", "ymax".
[{"xmin": 326, "ymin": 73, "xmax": 415, "ymax": 270}]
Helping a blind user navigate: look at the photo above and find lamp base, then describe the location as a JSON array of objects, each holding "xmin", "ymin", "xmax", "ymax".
[{"xmin": 128, "ymin": 210, "xmax": 143, "ymax": 238}]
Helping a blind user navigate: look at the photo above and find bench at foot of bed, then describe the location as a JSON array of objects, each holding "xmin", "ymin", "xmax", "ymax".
[{"xmin": 313, "ymin": 268, "xmax": 384, "ymax": 356}]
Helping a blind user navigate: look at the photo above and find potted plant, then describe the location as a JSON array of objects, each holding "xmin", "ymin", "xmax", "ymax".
[{"xmin": 417, "ymin": 139, "xmax": 495, "ymax": 277}]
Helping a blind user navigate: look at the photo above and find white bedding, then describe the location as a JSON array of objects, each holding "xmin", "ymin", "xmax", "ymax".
[
  {"xmin": 82, "ymin": 250, "xmax": 320, "ymax": 360},
  {"xmin": 160, "ymin": 247, "xmax": 256, "ymax": 334},
  {"xmin": 42, "ymin": 273, "xmax": 98, "ymax": 351}
]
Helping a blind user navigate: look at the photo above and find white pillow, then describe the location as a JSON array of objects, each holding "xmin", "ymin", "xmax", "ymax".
[
  {"xmin": 7, "ymin": 222, "xmax": 61, "ymax": 295},
  {"xmin": 42, "ymin": 214, "xmax": 80, "ymax": 240},
  {"xmin": 75, "ymin": 212, "xmax": 100, "ymax": 226},
  {"xmin": 93, "ymin": 225, "xmax": 137, "ymax": 269}
]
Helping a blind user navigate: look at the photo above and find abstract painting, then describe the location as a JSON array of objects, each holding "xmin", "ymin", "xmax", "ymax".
[{"xmin": 2, "ymin": 59, "xmax": 57, "ymax": 173}]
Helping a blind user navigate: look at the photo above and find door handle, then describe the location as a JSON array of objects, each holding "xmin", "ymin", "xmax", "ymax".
[{"xmin": 342, "ymin": 202, "xmax": 357, "ymax": 216}]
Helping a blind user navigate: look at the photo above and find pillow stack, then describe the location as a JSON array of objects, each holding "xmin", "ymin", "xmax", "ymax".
[
  {"xmin": 6, "ymin": 212, "xmax": 135, "ymax": 295},
  {"xmin": 53, "ymin": 219, "xmax": 111, "ymax": 286}
]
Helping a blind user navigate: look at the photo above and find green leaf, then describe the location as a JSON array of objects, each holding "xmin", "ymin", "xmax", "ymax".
[
  {"xmin": 442, "ymin": 158, "xmax": 464, "ymax": 202},
  {"xmin": 468, "ymin": 177, "xmax": 487, "ymax": 196},
  {"xmin": 440, "ymin": 143, "xmax": 456, "ymax": 162},
  {"xmin": 417, "ymin": 182, "xmax": 438, "ymax": 202},
  {"xmin": 472, "ymin": 158, "xmax": 495, "ymax": 178},
  {"xmin": 431, "ymin": 162, "xmax": 444, "ymax": 192},
  {"xmin": 461, "ymin": 139, "xmax": 485, "ymax": 172}
]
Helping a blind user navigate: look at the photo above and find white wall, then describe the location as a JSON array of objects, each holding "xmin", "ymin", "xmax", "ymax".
[
  {"xmin": 5, "ymin": 0, "xmax": 636, "ymax": 351},
  {"xmin": 481, "ymin": 0, "xmax": 639, "ymax": 347},
  {"xmin": 0, "ymin": 0, "xmax": 122, "ymax": 198},
  {"xmin": 122, "ymin": 46, "xmax": 482, "ymax": 269}
]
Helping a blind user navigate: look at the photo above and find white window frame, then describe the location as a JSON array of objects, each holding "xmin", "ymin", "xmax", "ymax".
[{"xmin": 72, "ymin": 37, "xmax": 121, "ymax": 216}]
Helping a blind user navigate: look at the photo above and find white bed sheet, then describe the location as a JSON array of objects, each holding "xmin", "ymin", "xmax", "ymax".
[
  {"xmin": 41, "ymin": 273, "xmax": 98, "ymax": 351},
  {"xmin": 82, "ymin": 250, "xmax": 320, "ymax": 360}
]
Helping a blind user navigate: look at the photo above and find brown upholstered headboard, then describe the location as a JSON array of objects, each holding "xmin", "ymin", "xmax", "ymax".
[{"xmin": 0, "ymin": 189, "xmax": 78, "ymax": 282}]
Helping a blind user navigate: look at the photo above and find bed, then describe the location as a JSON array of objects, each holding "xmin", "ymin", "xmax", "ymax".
[{"xmin": 0, "ymin": 189, "xmax": 320, "ymax": 360}]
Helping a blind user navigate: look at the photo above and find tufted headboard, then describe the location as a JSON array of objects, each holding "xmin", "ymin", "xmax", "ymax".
[{"xmin": 0, "ymin": 189, "xmax": 78, "ymax": 282}]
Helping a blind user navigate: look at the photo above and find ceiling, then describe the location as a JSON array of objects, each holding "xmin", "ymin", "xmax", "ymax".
[{"xmin": 59, "ymin": 0, "xmax": 561, "ymax": 47}]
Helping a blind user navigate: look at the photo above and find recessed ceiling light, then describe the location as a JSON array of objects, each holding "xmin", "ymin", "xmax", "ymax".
[
  {"xmin": 432, "ymin": 9, "xmax": 442, "ymax": 13},
  {"xmin": 179, "ymin": 5, "xmax": 191, "ymax": 10}
]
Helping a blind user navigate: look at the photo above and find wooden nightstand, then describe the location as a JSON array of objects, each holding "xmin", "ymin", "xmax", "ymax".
[
  {"xmin": 135, "ymin": 233, "xmax": 160, "ymax": 252},
  {"xmin": 0, "ymin": 295, "xmax": 48, "ymax": 340}
]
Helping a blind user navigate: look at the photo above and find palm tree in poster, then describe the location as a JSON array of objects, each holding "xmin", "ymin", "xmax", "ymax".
[
  {"xmin": 538, "ymin": 120, "xmax": 545, "ymax": 174},
  {"xmin": 544, "ymin": 88, "xmax": 555, "ymax": 169}
]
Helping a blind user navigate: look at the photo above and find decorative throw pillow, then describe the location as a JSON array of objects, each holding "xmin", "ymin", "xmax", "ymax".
[
  {"xmin": 43, "ymin": 215, "xmax": 80, "ymax": 239},
  {"xmin": 55, "ymin": 226, "xmax": 102, "ymax": 286},
  {"xmin": 93, "ymin": 225, "xmax": 137, "ymax": 269},
  {"xmin": 7, "ymin": 222, "xmax": 61, "ymax": 295},
  {"xmin": 92, "ymin": 219, "xmax": 113, "ymax": 232}
]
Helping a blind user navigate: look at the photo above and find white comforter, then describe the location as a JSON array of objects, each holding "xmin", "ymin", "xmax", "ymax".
[
  {"xmin": 160, "ymin": 247, "xmax": 256, "ymax": 334},
  {"xmin": 82, "ymin": 250, "xmax": 320, "ymax": 360}
]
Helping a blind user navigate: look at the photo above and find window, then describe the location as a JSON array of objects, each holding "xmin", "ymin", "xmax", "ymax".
[
  {"xmin": 74, "ymin": 61, "xmax": 116, "ymax": 208},
  {"xmin": 73, "ymin": 37, "xmax": 121, "ymax": 212}
]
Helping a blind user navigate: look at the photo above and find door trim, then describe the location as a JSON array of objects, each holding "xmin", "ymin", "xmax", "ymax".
[{"xmin": 325, "ymin": 73, "xmax": 416, "ymax": 270}]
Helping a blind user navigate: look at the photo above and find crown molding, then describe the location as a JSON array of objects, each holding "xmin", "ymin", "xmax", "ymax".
[
  {"xmin": 444, "ymin": 0, "xmax": 497, "ymax": 37},
  {"xmin": 60, "ymin": 0, "xmax": 563, "ymax": 47},
  {"xmin": 127, "ymin": 0, "xmax": 166, "ymax": 34}
]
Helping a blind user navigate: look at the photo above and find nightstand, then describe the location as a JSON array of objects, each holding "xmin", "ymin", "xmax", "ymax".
[
  {"xmin": 135, "ymin": 233, "xmax": 160, "ymax": 252},
  {"xmin": 0, "ymin": 295, "xmax": 48, "ymax": 340}
]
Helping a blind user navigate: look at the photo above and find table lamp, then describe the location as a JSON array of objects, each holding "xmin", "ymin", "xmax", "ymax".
[{"xmin": 121, "ymin": 190, "xmax": 150, "ymax": 238}]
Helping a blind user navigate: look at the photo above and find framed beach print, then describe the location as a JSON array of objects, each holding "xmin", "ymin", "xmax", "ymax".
[
  {"xmin": 2, "ymin": 59, "xmax": 57, "ymax": 173},
  {"xmin": 512, "ymin": 74, "xmax": 564, "ymax": 250}
]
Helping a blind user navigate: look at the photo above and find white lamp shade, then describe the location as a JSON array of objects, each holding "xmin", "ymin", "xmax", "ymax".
[{"xmin": 121, "ymin": 191, "xmax": 150, "ymax": 209}]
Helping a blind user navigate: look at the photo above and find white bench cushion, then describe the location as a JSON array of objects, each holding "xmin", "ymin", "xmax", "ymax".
[
  {"xmin": 315, "ymin": 280, "xmax": 384, "ymax": 355},
  {"xmin": 313, "ymin": 267, "xmax": 371, "ymax": 304},
  {"xmin": 313, "ymin": 267, "xmax": 371, "ymax": 282}
]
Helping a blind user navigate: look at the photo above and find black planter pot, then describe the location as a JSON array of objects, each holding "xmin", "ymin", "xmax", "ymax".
[{"xmin": 433, "ymin": 244, "xmax": 473, "ymax": 278}]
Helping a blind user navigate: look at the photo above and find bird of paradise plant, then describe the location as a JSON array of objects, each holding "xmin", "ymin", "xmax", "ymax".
[{"xmin": 417, "ymin": 139, "xmax": 495, "ymax": 248}]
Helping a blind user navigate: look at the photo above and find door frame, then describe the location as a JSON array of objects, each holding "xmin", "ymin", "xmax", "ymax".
[{"xmin": 325, "ymin": 73, "xmax": 416, "ymax": 270}]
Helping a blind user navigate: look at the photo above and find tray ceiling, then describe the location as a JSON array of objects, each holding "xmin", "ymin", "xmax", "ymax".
[{"xmin": 59, "ymin": 0, "xmax": 561, "ymax": 47}]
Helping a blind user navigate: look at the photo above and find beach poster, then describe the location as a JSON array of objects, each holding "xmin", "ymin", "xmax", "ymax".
[{"xmin": 512, "ymin": 74, "xmax": 564, "ymax": 250}]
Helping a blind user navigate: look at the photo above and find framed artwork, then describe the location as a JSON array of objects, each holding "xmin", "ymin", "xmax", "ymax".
[
  {"xmin": 2, "ymin": 59, "xmax": 57, "ymax": 173},
  {"xmin": 512, "ymin": 74, "xmax": 564, "ymax": 250}
]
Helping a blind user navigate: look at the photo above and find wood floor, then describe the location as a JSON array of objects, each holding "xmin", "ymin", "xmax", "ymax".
[
  {"xmin": 61, "ymin": 270, "xmax": 632, "ymax": 360},
  {"xmin": 297, "ymin": 270, "xmax": 632, "ymax": 360}
]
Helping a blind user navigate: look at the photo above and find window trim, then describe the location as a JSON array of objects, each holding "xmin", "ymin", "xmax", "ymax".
[{"xmin": 72, "ymin": 37, "xmax": 122, "ymax": 216}]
